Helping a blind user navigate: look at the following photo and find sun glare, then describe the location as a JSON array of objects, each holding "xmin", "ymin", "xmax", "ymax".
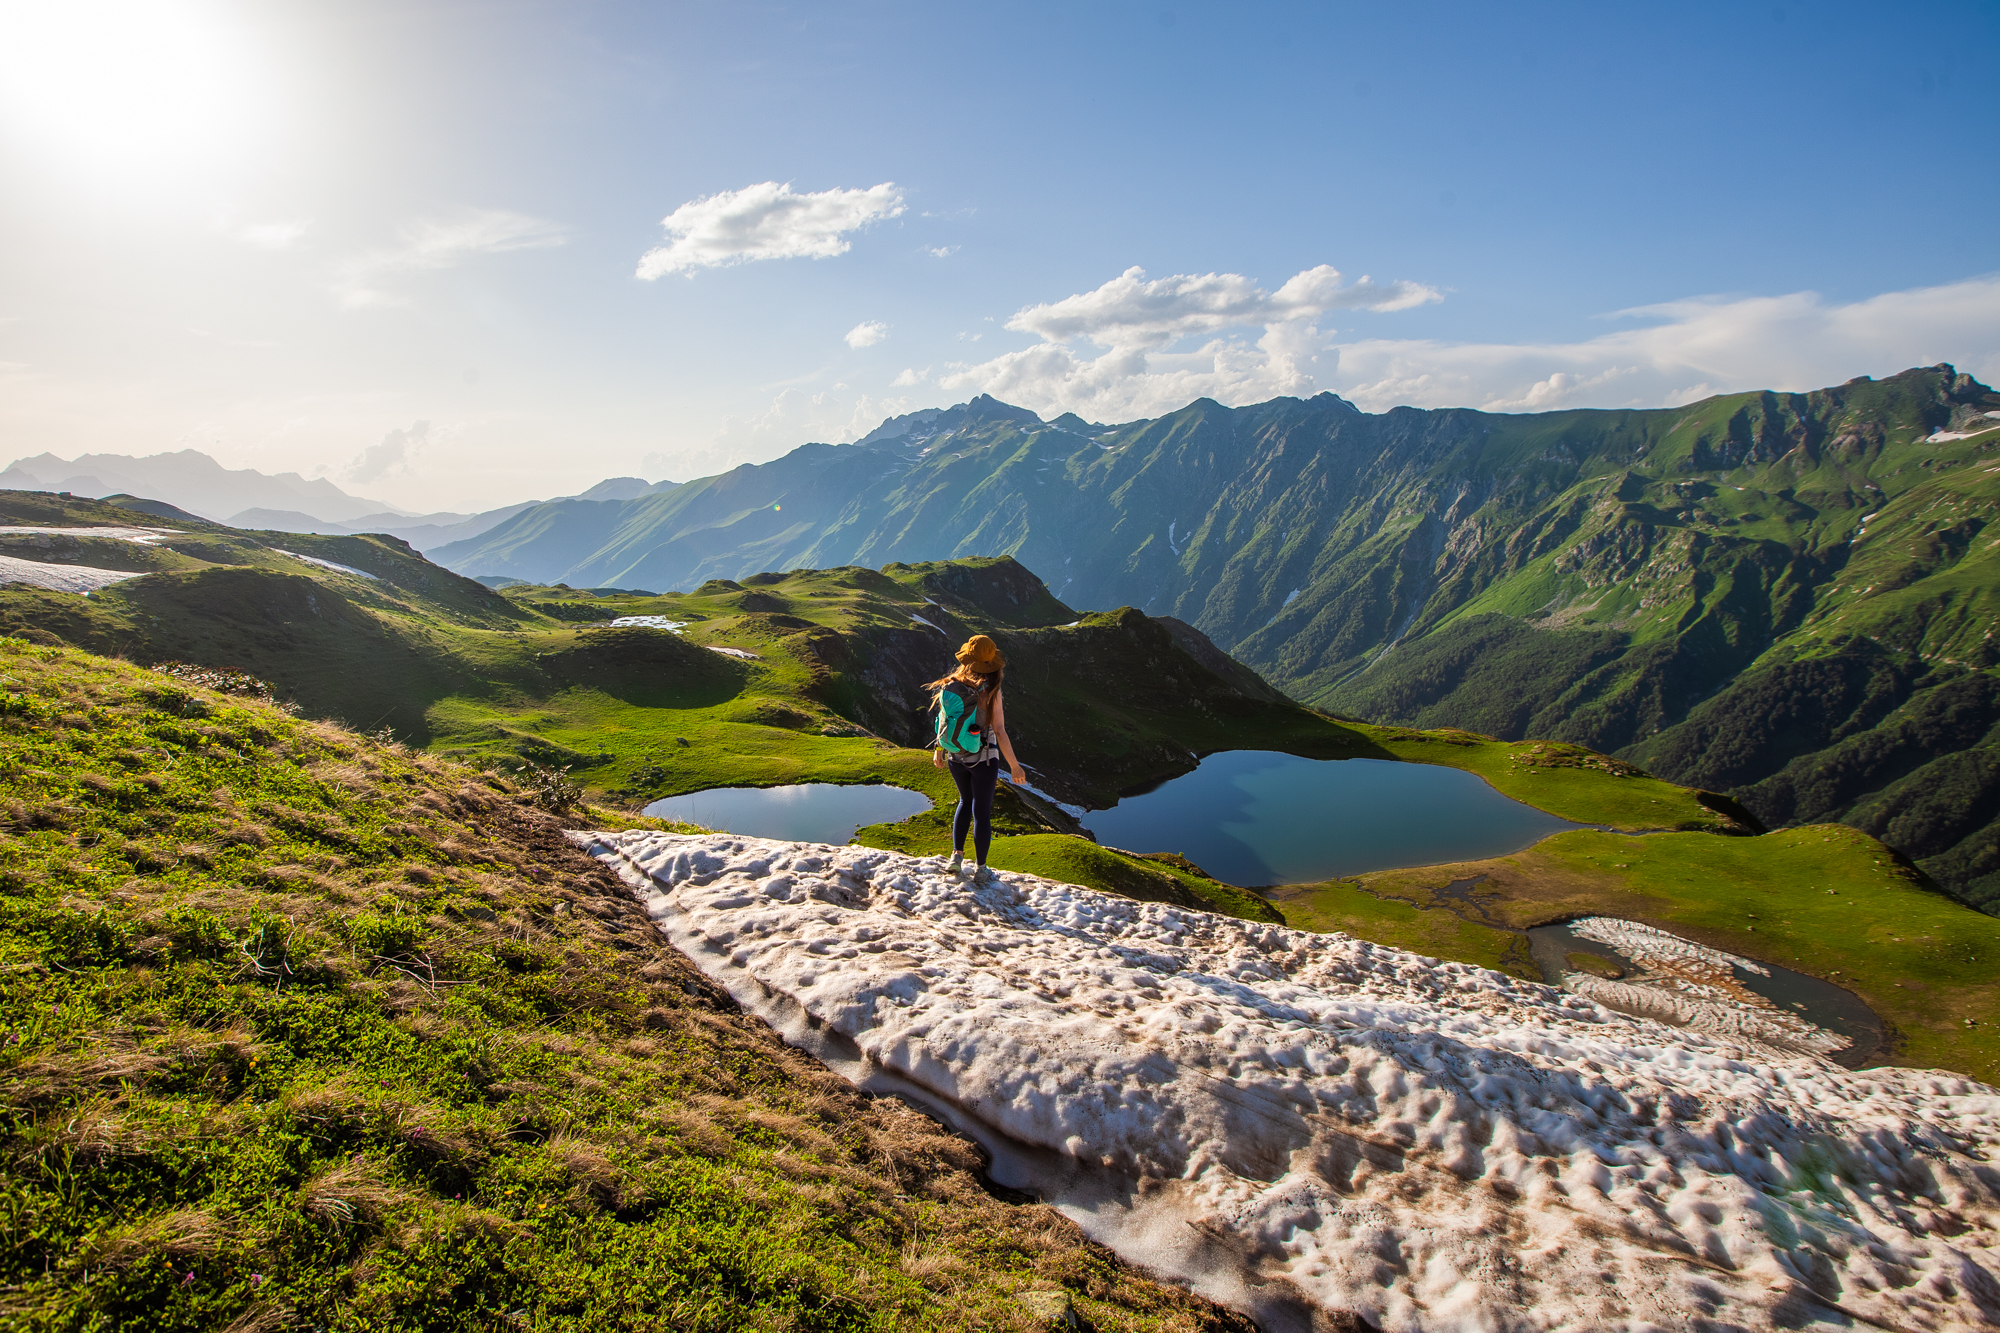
[{"xmin": 0, "ymin": 0, "xmax": 278, "ymax": 184}]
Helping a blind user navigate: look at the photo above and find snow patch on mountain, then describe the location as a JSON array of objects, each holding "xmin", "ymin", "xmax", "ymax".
[
  {"xmin": 574, "ymin": 831, "xmax": 2000, "ymax": 1333},
  {"xmin": 274, "ymin": 549, "xmax": 378, "ymax": 581},
  {"xmin": 0, "ymin": 556, "xmax": 146, "ymax": 593}
]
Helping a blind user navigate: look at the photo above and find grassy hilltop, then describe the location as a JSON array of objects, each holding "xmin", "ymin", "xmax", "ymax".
[{"xmin": 0, "ymin": 641, "xmax": 1255, "ymax": 1332}]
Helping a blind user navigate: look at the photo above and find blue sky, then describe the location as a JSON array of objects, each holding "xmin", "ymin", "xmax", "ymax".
[{"xmin": 1, "ymin": 0, "xmax": 1996, "ymax": 512}]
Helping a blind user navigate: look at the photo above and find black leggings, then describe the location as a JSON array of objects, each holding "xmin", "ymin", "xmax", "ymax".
[{"xmin": 948, "ymin": 758, "xmax": 999, "ymax": 865}]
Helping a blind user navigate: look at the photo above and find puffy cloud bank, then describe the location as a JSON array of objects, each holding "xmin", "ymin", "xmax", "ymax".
[
  {"xmin": 1007, "ymin": 264, "xmax": 1438, "ymax": 349},
  {"xmin": 637, "ymin": 181, "xmax": 905, "ymax": 279},
  {"xmin": 925, "ymin": 264, "xmax": 1435, "ymax": 421},
  {"xmin": 1334, "ymin": 277, "xmax": 2000, "ymax": 412},
  {"xmin": 582, "ymin": 832, "xmax": 2000, "ymax": 1333},
  {"xmin": 932, "ymin": 270, "xmax": 2000, "ymax": 422}
]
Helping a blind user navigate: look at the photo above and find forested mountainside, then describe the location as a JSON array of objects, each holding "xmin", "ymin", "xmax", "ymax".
[{"xmin": 434, "ymin": 367, "xmax": 2000, "ymax": 910}]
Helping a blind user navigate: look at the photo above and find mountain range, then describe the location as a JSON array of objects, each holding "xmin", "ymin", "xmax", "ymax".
[
  {"xmin": 0, "ymin": 449, "xmax": 679, "ymax": 550},
  {"xmin": 433, "ymin": 367, "xmax": 2000, "ymax": 912},
  {"xmin": 0, "ymin": 448, "xmax": 403, "ymax": 525}
]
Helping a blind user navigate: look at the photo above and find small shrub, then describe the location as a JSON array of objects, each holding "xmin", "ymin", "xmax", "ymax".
[
  {"xmin": 149, "ymin": 661, "xmax": 280, "ymax": 702},
  {"xmin": 519, "ymin": 763, "xmax": 582, "ymax": 813}
]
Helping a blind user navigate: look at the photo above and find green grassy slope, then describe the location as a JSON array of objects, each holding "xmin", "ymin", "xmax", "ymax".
[{"xmin": 0, "ymin": 640, "xmax": 1251, "ymax": 1332}]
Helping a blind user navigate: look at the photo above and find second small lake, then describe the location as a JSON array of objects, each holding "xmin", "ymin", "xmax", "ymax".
[
  {"xmin": 644, "ymin": 782, "xmax": 931, "ymax": 845},
  {"xmin": 1082, "ymin": 751, "xmax": 1580, "ymax": 887}
]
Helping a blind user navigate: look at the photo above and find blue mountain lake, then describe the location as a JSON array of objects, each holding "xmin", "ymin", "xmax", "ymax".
[
  {"xmin": 1082, "ymin": 751, "xmax": 1581, "ymax": 887},
  {"xmin": 644, "ymin": 782, "xmax": 931, "ymax": 845}
]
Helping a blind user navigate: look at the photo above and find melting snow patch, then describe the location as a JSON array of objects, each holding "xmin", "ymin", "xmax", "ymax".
[
  {"xmin": 574, "ymin": 832, "xmax": 2000, "ymax": 1333},
  {"xmin": 1557, "ymin": 918, "xmax": 1861, "ymax": 1060},
  {"xmin": 705, "ymin": 646, "xmax": 759, "ymax": 659},
  {"xmin": 909, "ymin": 614, "xmax": 944, "ymax": 633},
  {"xmin": 1570, "ymin": 916, "xmax": 1768, "ymax": 976},
  {"xmin": 1924, "ymin": 423, "xmax": 2000, "ymax": 442},
  {"xmin": 606, "ymin": 616, "xmax": 686, "ymax": 630},
  {"xmin": 1263, "ymin": 588, "xmax": 1302, "ymax": 629},
  {"xmin": 274, "ymin": 549, "xmax": 378, "ymax": 580},
  {"xmin": 0, "ymin": 525, "xmax": 174, "ymax": 544},
  {"xmin": 0, "ymin": 556, "xmax": 146, "ymax": 593}
]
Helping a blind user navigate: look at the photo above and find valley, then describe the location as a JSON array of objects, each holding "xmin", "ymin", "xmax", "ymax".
[
  {"xmin": 1, "ymin": 487, "xmax": 1992, "ymax": 1081},
  {"xmin": 433, "ymin": 367, "xmax": 2000, "ymax": 914},
  {"xmin": 1, "ymin": 438, "xmax": 1997, "ymax": 1330}
]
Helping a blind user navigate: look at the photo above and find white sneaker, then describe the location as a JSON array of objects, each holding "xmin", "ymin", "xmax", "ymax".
[{"xmin": 946, "ymin": 851, "xmax": 964, "ymax": 875}]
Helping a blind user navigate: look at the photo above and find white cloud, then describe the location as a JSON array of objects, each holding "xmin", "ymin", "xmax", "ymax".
[
  {"xmin": 345, "ymin": 419, "xmax": 429, "ymax": 483},
  {"xmin": 844, "ymin": 320, "xmax": 889, "ymax": 349},
  {"xmin": 1008, "ymin": 264, "xmax": 1440, "ymax": 350},
  {"xmin": 635, "ymin": 181, "xmax": 905, "ymax": 279},
  {"xmin": 335, "ymin": 210, "xmax": 566, "ymax": 308},
  {"xmin": 892, "ymin": 366, "xmax": 930, "ymax": 387},
  {"xmin": 933, "ymin": 270, "xmax": 2000, "ymax": 422},
  {"xmin": 1328, "ymin": 276, "xmax": 2000, "ymax": 414},
  {"xmin": 231, "ymin": 220, "xmax": 310, "ymax": 251},
  {"xmin": 927, "ymin": 245, "xmax": 959, "ymax": 258}
]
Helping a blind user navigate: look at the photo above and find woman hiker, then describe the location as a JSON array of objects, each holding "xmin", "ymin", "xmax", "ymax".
[{"xmin": 928, "ymin": 634, "xmax": 1026, "ymax": 883}]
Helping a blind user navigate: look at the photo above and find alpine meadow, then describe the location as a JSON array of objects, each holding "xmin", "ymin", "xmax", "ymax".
[{"xmin": 5, "ymin": 1, "xmax": 2000, "ymax": 1328}]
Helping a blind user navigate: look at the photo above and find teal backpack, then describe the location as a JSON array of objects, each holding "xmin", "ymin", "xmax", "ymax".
[{"xmin": 934, "ymin": 681, "xmax": 987, "ymax": 758}]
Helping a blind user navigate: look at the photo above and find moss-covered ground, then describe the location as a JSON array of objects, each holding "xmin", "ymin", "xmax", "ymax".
[{"xmin": 1272, "ymin": 825, "xmax": 2000, "ymax": 1083}]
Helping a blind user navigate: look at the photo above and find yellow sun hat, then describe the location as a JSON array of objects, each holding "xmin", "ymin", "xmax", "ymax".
[{"xmin": 954, "ymin": 634, "xmax": 1005, "ymax": 674}]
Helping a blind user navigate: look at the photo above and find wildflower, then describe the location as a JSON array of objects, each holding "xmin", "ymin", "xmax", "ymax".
[{"xmin": 182, "ymin": 1271, "xmax": 195, "ymax": 1286}]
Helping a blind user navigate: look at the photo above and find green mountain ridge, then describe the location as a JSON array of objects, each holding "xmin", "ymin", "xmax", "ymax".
[{"xmin": 430, "ymin": 367, "xmax": 2000, "ymax": 910}]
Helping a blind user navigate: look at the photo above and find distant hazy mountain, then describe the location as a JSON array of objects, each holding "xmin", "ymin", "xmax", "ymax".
[
  {"xmin": 0, "ymin": 449, "xmax": 401, "ymax": 524},
  {"xmin": 432, "ymin": 371, "xmax": 2000, "ymax": 912},
  {"xmin": 229, "ymin": 478, "xmax": 677, "ymax": 551},
  {"xmin": 572, "ymin": 476, "xmax": 681, "ymax": 502},
  {"xmin": 227, "ymin": 503, "xmax": 540, "ymax": 551}
]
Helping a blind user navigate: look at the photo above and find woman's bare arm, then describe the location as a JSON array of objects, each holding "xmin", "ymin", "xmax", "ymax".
[{"xmin": 991, "ymin": 690, "xmax": 1025, "ymax": 785}]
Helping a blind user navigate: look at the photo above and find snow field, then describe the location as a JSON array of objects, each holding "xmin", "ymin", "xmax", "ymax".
[
  {"xmin": 606, "ymin": 616, "xmax": 687, "ymax": 630},
  {"xmin": 0, "ymin": 525, "xmax": 173, "ymax": 544},
  {"xmin": 577, "ymin": 831, "xmax": 2000, "ymax": 1333},
  {"xmin": 0, "ymin": 556, "xmax": 146, "ymax": 593},
  {"xmin": 273, "ymin": 549, "xmax": 378, "ymax": 580}
]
